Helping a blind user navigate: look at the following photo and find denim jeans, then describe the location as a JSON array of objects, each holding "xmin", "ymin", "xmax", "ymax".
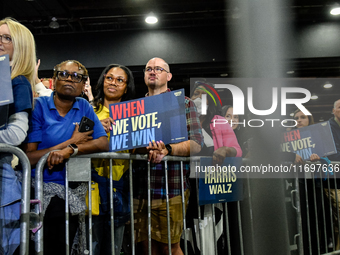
[{"xmin": 0, "ymin": 154, "xmax": 21, "ymax": 255}]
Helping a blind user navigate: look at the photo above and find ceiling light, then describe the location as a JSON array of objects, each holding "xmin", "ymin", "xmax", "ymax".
[
  {"xmin": 323, "ymin": 83, "xmax": 333, "ymax": 88},
  {"xmin": 331, "ymin": 7, "xmax": 340, "ymax": 15},
  {"xmin": 220, "ymin": 73, "xmax": 228, "ymax": 77},
  {"xmin": 311, "ymin": 94, "xmax": 318, "ymax": 100},
  {"xmin": 145, "ymin": 13, "xmax": 158, "ymax": 24},
  {"xmin": 49, "ymin": 17, "xmax": 59, "ymax": 29}
]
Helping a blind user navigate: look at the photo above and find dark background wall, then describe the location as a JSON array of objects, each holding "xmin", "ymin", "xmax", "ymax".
[
  {"xmin": 36, "ymin": 22, "xmax": 340, "ymax": 70},
  {"xmin": 36, "ymin": 27, "xmax": 228, "ymax": 70}
]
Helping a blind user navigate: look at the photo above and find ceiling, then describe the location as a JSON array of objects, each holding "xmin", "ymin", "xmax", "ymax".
[
  {"xmin": 2, "ymin": 0, "xmax": 340, "ymax": 122},
  {"xmin": 3, "ymin": 0, "xmax": 340, "ymax": 35}
]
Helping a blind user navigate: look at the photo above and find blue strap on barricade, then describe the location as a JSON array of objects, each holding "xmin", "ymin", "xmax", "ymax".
[{"xmin": 319, "ymin": 157, "xmax": 333, "ymax": 180}]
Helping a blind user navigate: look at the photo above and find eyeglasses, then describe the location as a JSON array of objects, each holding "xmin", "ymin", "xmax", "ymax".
[
  {"xmin": 143, "ymin": 66, "xmax": 169, "ymax": 74},
  {"xmin": 56, "ymin": 71, "xmax": 88, "ymax": 83},
  {"xmin": 104, "ymin": 75, "xmax": 127, "ymax": 86},
  {"xmin": 0, "ymin": 34, "xmax": 12, "ymax": 44}
]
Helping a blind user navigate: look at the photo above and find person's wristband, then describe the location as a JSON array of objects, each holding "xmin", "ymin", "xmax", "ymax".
[
  {"xmin": 68, "ymin": 144, "xmax": 78, "ymax": 156},
  {"xmin": 165, "ymin": 144, "xmax": 172, "ymax": 156}
]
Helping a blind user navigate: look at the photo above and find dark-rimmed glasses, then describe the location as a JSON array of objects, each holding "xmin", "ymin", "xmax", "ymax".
[
  {"xmin": 104, "ymin": 75, "xmax": 127, "ymax": 86},
  {"xmin": 0, "ymin": 34, "xmax": 12, "ymax": 44},
  {"xmin": 143, "ymin": 66, "xmax": 169, "ymax": 74},
  {"xmin": 56, "ymin": 71, "xmax": 88, "ymax": 83}
]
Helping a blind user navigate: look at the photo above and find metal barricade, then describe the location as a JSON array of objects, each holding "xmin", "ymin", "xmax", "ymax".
[
  {"xmin": 35, "ymin": 151, "xmax": 340, "ymax": 255},
  {"xmin": 4, "ymin": 145, "xmax": 338, "ymax": 255},
  {"xmin": 0, "ymin": 143, "xmax": 31, "ymax": 255},
  {"xmin": 33, "ymin": 152, "xmax": 196, "ymax": 255},
  {"xmin": 291, "ymin": 161, "xmax": 340, "ymax": 255}
]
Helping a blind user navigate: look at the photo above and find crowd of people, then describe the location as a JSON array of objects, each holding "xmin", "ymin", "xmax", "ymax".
[{"xmin": 2, "ymin": 17, "xmax": 340, "ymax": 255}]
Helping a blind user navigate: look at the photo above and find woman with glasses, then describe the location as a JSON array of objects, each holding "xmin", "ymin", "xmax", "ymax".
[
  {"xmin": 0, "ymin": 17, "xmax": 36, "ymax": 255},
  {"xmin": 23, "ymin": 60, "xmax": 109, "ymax": 255},
  {"xmin": 90, "ymin": 64, "xmax": 135, "ymax": 255}
]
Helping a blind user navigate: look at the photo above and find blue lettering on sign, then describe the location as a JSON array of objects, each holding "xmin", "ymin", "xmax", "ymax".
[{"xmin": 131, "ymin": 128, "xmax": 155, "ymax": 146}]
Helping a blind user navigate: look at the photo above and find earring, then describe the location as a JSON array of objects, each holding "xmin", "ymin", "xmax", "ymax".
[{"xmin": 81, "ymin": 91, "xmax": 85, "ymax": 96}]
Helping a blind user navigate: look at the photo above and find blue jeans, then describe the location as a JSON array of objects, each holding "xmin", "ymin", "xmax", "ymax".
[{"xmin": 0, "ymin": 154, "xmax": 21, "ymax": 255}]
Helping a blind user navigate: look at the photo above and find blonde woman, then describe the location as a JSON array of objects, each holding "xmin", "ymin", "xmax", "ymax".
[{"xmin": 0, "ymin": 17, "xmax": 36, "ymax": 255}]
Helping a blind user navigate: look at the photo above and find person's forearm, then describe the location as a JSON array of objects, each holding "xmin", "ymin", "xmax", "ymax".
[
  {"xmin": 171, "ymin": 140, "xmax": 201, "ymax": 157},
  {"xmin": 190, "ymin": 140, "xmax": 201, "ymax": 155},
  {"xmin": 26, "ymin": 136, "xmax": 109, "ymax": 165},
  {"xmin": 223, "ymin": 146, "xmax": 237, "ymax": 157},
  {"xmin": 0, "ymin": 112, "xmax": 29, "ymax": 146},
  {"xmin": 77, "ymin": 136, "xmax": 109, "ymax": 155},
  {"xmin": 25, "ymin": 139, "xmax": 73, "ymax": 165}
]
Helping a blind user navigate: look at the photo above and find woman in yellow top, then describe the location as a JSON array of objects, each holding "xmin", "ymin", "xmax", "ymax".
[{"xmin": 91, "ymin": 64, "xmax": 135, "ymax": 255}]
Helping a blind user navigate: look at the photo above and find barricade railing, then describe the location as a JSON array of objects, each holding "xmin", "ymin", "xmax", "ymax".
[
  {"xmin": 33, "ymin": 152, "xmax": 258, "ymax": 255},
  {"xmin": 33, "ymin": 152, "xmax": 340, "ymax": 255},
  {"xmin": 0, "ymin": 143, "xmax": 31, "ymax": 255},
  {"xmin": 293, "ymin": 160, "xmax": 340, "ymax": 255},
  {"xmin": 33, "ymin": 152, "xmax": 193, "ymax": 255}
]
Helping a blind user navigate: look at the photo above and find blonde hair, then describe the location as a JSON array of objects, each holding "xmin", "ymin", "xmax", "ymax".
[{"xmin": 0, "ymin": 17, "xmax": 36, "ymax": 101}]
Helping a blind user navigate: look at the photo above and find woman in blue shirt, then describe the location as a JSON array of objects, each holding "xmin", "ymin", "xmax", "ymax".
[{"xmin": 24, "ymin": 60, "xmax": 109, "ymax": 255}]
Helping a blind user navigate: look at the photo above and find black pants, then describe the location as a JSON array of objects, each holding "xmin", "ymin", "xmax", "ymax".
[{"xmin": 39, "ymin": 196, "xmax": 78, "ymax": 255}]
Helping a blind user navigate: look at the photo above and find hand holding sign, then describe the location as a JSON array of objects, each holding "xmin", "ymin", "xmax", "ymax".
[
  {"xmin": 100, "ymin": 117, "xmax": 115, "ymax": 133},
  {"xmin": 310, "ymin": 153, "xmax": 321, "ymax": 162},
  {"xmin": 146, "ymin": 140, "xmax": 167, "ymax": 163}
]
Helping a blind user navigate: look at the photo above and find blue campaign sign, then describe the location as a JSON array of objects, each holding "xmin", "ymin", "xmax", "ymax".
[
  {"xmin": 109, "ymin": 89, "xmax": 188, "ymax": 152},
  {"xmin": 281, "ymin": 121, "xmax": 337, "ymax": 161},
  {"xmin": 198, "ymin": 157, "xmax": 243, "ymax": 206},
  {"xmin": 0, "ymin": 54, "xmax": 13, "ymax": 106}
]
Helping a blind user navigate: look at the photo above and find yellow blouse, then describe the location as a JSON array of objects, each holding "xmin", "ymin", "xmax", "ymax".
[{"xmin": 93, "ymin": 105, "xmax": 129, "ymax": 181}]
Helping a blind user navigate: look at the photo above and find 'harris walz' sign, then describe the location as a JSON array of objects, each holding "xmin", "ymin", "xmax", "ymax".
[
  {"xmin": 198, "ymin": 157, "xmax": 243, "ymax": 206},
  {"xmin": 109, "ymin": 89, "xmax": 188, "ymax": 152},
  {"xmin": 281, "ymin": 121, "xmax": 337, "ymax": 161}
]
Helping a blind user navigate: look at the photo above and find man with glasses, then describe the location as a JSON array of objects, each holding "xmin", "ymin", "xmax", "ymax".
[{"xmin": 134, "ymin": 57, "xmax": 203, "ymax": 255}]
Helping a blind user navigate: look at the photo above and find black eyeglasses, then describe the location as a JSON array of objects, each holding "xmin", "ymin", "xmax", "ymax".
[
  {"xmin": 143, "ymin": 66, "xmax": 169, "ymax": 74},
  {"xmin": 56, "ymin": 71, "xmax": 88, "ymax": 83},
  {"xmin": 0, "ymin": 34, "xmax": 12, "ymax": 44},
  {"xmin": 104, "ymin": 75, "xmax": 127, "ymax": 86}
]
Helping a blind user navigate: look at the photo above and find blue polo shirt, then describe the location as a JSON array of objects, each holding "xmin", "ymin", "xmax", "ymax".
[{"xmin": 27, "ymin": 92, "xmax": 107, "ymax": 185}]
